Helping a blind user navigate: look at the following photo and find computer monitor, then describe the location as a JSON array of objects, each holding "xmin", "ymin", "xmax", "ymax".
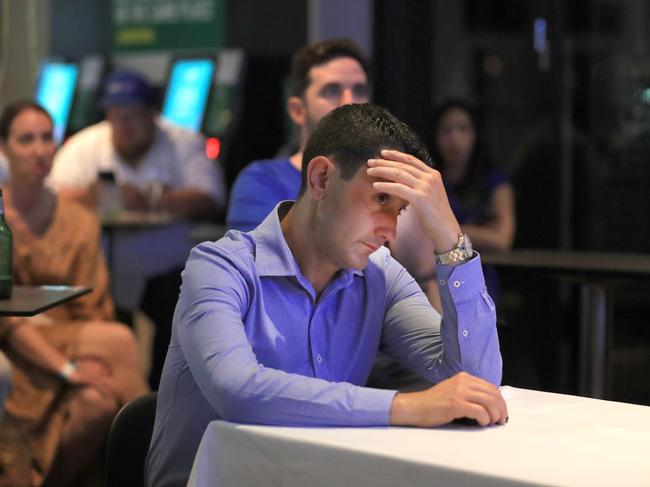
[
  {"xmin": 162, "ymin": 58, "xmax": 215, "ymax": 132},
  {"xmin": 34, "ymin": 61, "xmax": 79, "ymax": 144}
]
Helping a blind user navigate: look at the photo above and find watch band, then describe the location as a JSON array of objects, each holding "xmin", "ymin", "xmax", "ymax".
[
  {"xmin": 435, "ymin": 234, "xmax": 473, "ymax": 265},
  {"xmin": 58, "ymin": 361, "xmax": 77, "ymax": 382}
]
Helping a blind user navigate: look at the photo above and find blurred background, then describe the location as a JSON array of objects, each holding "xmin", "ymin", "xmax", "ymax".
[{"xmin": 1, "ymin": 0, "xmax": 648, "ymax": 404}]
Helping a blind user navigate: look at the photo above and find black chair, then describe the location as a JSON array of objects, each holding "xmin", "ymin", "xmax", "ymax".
[{"xmin": 105, "ymin": 392, "xmax": 158, "ymax": 487}]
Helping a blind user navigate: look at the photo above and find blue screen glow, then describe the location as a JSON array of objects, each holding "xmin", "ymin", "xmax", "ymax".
[
  {"xmin": 35, "ymin": 62, "xmax": 79, "ymax": 144},
  {"xmin": 162, "ymin": 59, "xmax": 215, "ymax": 132}
]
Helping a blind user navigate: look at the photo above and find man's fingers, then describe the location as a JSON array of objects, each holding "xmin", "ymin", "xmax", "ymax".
[
  {"xmin": 455, "ymin": 403, "xmax": 492, "ymax": 427},
  {"xmin": 368, "ymin": 157, "xmax": 431, "ymax": 180},
  {"xmin": 367, "ymin": 165, "xmax": 421, "ymax": 189},
  {"xmin": 449, "ymin": 373, "xmax": 508, "ymax": 426},
  {"xmin": 466, "ymin": 391, "xmax": 506, "ymax": 425},
  {"xmin": 379, "ymin": 149, "xmax": 433, "ymax": 172},
  {"xmin": 372, "ymin": 181, "xmax": 416, "ymax": 202}
]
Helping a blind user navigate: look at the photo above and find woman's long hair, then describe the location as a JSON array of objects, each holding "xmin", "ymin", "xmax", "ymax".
[{"xmin": 433, "ymin": 99, "xmax": 495, "ymax": 222}]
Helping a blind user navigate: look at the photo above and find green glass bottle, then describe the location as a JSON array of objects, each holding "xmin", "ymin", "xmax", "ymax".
[{"xmin": 0, "ymin": 188, "xmax": 13, "ymax": 298}]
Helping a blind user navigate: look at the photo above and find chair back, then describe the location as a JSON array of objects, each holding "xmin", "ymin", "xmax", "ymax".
[{"xmin": 105, "ymin": 391, "xmax": 158, "ymax": 487}]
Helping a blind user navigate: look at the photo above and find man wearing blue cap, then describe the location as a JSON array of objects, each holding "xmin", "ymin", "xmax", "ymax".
[{"xmin": 48, "ymin": 70, "xmax": 227, "ymax": 389}]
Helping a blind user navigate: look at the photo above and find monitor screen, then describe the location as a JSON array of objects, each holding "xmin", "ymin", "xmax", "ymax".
[
  {"xmin": 35, "ymin": 61, "xmax": 79, "ymax": 144},
  {"xmin": 162, "ymin": 58, "xmax": 215, "ymax": 132}
]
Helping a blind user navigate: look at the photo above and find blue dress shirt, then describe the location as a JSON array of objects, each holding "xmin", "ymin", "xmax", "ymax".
[
  {"xmin": 145, "ymin": 202, "xmax": 501, "ymax": 487},
  {"xmin": 226, "ymin": 158, "xmax": 301, "ymax": 231}
]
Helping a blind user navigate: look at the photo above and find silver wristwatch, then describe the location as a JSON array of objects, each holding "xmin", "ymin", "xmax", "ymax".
[{"xmin": 435, "ymin": 234, "xmax": 473, "ymax": 265}]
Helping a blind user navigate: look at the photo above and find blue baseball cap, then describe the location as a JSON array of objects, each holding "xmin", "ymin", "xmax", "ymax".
[{"xmin": 102, "ymin": 70, "xmax": 153, "ymax": 107}]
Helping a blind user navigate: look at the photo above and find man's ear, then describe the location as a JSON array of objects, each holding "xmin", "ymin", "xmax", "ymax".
[
  {"xmin": 306, "ymin": 155, "xmax": 335, "ymax": 200},
  {"xmin": 287, "ymin": 96, "xmax": 306, "ymax": 127}
]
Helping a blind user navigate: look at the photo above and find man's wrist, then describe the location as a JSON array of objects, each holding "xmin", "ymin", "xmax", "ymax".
[
  {"xmin": 389, "ymin": 392, "xmax": 418, "ymax": 426},
  {"xmin": 435, "ymin": 234, "xmax": 473, "ymax": 266}
]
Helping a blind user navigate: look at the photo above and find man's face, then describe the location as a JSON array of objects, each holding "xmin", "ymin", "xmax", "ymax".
[
  {"xmin": 313, "ymin": 161, "xmax": 408, "ymax": 271},
  {"xmin": 299, "ymin": 57, "xmax": 370, "ymax": 137},
  {"xmin": 106, "ymin": 104, "xmax": 155, "ymax": 163}
]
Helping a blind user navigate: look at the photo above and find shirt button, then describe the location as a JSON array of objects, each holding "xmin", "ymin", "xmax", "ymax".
[
  {"xmin": 316, "ymin": 354, "xmax": 323, "ymax": 364},
  {"xmin": 439, "ymin": 279, "xmax": 446, "ymax": 286},
  {"xmin": 462, "ymin": 329, "xmax": 469, "ymax": 337},
  {"xmin": 453, "ymin": 280, "xmax": 461, "ymax": 288}
]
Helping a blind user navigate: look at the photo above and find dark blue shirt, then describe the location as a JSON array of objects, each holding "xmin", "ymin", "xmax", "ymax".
[{"xmin": 226, "ymin": 158, "xmax": 301, "ymax": 231}]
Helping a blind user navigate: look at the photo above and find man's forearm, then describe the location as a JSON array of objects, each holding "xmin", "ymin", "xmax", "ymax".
[
  {"xmin": 58, "ymin": 186, "xmax": 97, "ymax": 209},
  {"xmin": 437, "ymin": 255, "xmax": 502, "ymax": 385}
]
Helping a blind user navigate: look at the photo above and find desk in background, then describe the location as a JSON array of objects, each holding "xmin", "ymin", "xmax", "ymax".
[
  {"xmin": 0, "ymin": 285, "xmax": 91, "ymax": 317},
  {"xmin": 189, "ymin": 387, "xmax": 650, "ymax": 487},
  {"xmin": 481, "ymin": 249, "xmax": 650, "ymax": 399},
  {"xmin": 100, "ymin": 210, "xmax": 188, "ymax": 304}
]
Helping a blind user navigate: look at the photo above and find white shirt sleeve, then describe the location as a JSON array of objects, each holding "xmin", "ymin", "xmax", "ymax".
[
  {"xmin": 47, "ymin": 123, "xmax": 107, "ymax": 190},
  {"xmin": 163, "ymin": 120, "xmax": 227, "ymax": 208}
]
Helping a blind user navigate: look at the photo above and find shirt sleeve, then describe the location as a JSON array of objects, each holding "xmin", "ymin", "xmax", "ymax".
[
  {"xmin": 174, "ymin": 243, "xmax": 397, "ymax": 427},
  {"xmin": 47, "ymin": 130, "xmax": 100, "ymax": 190},
  {"xmin": 226, "ymin": 164, "xmax": 280, "ymax": 231},
  {"xmin": 381, "ymin": 253, "xmax": 502, "ymax": 386}
]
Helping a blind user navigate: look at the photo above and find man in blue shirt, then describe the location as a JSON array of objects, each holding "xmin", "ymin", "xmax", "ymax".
[
  {"xmin": 146, "ymin": 103, "xmax": 506, "ymax": 487},
  {"xmin": 226, "ymin": 38, "xmax": 370, "ymax": 231}
]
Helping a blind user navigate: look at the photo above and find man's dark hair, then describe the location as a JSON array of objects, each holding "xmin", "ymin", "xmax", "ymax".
[
  {"xmin": 289, "ymin": 38, "xmax": 370, "ymax": 98},
  {"xmin": 299, "ymin": 103, "xmax": 433, "ymax": 195},
  {"xmin": 0, "ymin": 100, "xmax": 52, "ymax": 140}
]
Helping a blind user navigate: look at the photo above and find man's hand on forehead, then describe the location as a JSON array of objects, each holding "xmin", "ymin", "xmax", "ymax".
[
  {"xmin": 366, "ymin": 149, "xmax": 437, "ymax": 206},
  {"xmin": 367, "ymin": 149, "xmax": 461, "ymax": 253}
]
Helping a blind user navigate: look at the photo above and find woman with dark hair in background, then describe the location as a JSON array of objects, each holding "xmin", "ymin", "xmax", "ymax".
[
  {"xmin": 433, "ymin": 99, "xmax": 515, "ymax": 303},
  {"xmin": 391, "ymin": 99, "xmax": 515, "ymax": 310},
  {"xmin": 0, "ymin": 101, "xmax": 147, "ymax": 486}
]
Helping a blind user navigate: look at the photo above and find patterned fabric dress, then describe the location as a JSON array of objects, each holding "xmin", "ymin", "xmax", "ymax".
[{"xmin": 0, "ymin": 197, "xmax": 114, "ymax": 486}]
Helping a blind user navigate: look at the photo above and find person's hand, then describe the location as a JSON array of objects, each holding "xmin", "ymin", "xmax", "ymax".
[
  {"xmin": 67, "ymin": 357, "xmax": 115, "ymax": 398},
  {"xmin": 367, "ymin": 149, "xmax": 461, "ymax": 253},
  {"xmin": 389, "ymin": 371, "xmax": 508, "ymax": 427},
  {"xmin": 120, "ymin": 183, "xmax": 149, "ymax": 211}
]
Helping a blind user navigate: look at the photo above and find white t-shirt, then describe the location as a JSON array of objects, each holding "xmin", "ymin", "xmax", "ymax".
[
  {"xmin": 48, "ymin": 117, "xmax": 226, "ymax": 206},
  {"xmin": 47, "ymin": 117, "xmax": 227, "ymax": 310}
]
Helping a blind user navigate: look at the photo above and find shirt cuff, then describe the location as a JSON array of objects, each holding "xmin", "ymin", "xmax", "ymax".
[
  {"xmin": 352, "ymin": 387, "xmax": 398, "ymax": 426},
  {"xmin": 435, "ymin": 252, "xmax": 486, "ymax": 300}
]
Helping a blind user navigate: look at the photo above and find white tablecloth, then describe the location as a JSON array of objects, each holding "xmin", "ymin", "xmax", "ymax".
[{"xmin": 188, "ymin": 386, "xmax": 650, "ymax": 487}]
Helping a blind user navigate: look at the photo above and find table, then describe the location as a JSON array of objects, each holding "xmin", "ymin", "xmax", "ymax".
[
  {"xmin": 101, "ymin": 210, "xmax": 189, "ymax": 302},
  {"xmin": 480, "ymin": 249, "xmax": 650, "ymax": 399},
  {"xmin": 101, "ymin": 210, "xmax": 180, "ymax": 264},
  {"xmin": 0, "ymin": 285, "xmax": 91, "ymax": 316},
  {"xmin": 188, "ymin": 387, "xmax": 650, "ymax": 487},
  {"xmin": 101, "ymin": 210, "xmax": 179, "ymax": 229}
]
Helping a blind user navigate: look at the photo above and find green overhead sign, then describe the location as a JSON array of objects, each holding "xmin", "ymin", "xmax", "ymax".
[{"xmin": 111, "ymin": 0, "xmax": 225, "ymax": 51}]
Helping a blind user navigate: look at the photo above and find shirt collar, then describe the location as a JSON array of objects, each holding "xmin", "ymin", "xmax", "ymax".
[
  {"xmin": 252, "ymin": 201, "xmax": 362, "ymax": 280},
  {"xmin": 253, "ymin": 201, "xmax": 301, "ymax": 277}
]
